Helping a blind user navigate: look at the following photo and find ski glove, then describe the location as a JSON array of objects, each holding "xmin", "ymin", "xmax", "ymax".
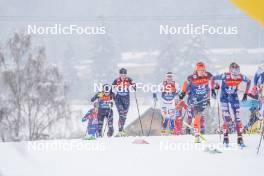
[
  {"xmin": 207, "ymin": 99, "xmax": 210, "ymax": 107},
  {"xmin": 109, "ymin": 101, "xmax": 114, "ymax": 108},
  {"xmin": 179, "ymin": 92, "xmax": 186, "ymax": 100},
  {"xmin": 248, "ymin": 93, "xmax": 259, "ymax": 100},
  {"xmin": 132, "ymin": 84, "xmax": 136, "ymax": 91},
  {"xmin": 215, "ymin": 83, "xmax": 220, "ymax": 90},
  {"xmin": 152, "ymin": 93, "xmax": 158, "ymax": 101},
  {"xmin": 211, "ymin": 89, "xmax": 217, "ymax": 99},
  {"xmin": 242, "ymin": 93, "xmax": 247, "ymax": 102}
]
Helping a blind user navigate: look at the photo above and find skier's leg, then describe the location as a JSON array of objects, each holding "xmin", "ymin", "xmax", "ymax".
[
  {"xmin": 193, "ymin": 98, "xmax": 206, "ymax": 139},
  {"xmin": 231, "ymin": 99, "xmax": 244, "ymax": 145},
  {"xmin": 115, "ymin": 96, "xmax": 125, "ymax": 132},
  {"xmin": 174, "ymin": 116, "xmax": 182, "ymax": 135},
  {"xmin": 88, "ymin": 118, "xmax": 98, "ymax": 137},
  {"xmin": 169, "ymin": 108, "xmax": 176, "ymax": 133},
  {"xmin": 87, "ymin": 118, "xmax": 92, "ymax": 135},
  {"xmin": 93, "ymin": 119, "xmax": 99, "ymax": 137},
  {"xmin": 186, "ymin": 106, "xmax": 193, "ymax": 134},
  {"xmin": 97, "ymin": 110, "xmax": 105, "ymax": 137},
  {"xmin": 107, "ymin": 109, "xmax": 114, "ymax": 137},
  {"xmin": 193, "ymin": 111, "xmax": 202, "ymax": 143},
  {"xmin": 193, "ymin": 107, "xmax": 202, "ymax": 137},
  {"xmin": 221, "ymin": 102, "xmax": 231, "ymax": 134},
  {"xmin": 221, "ymin": 101, "xmax": 231, "ymax": 145},
  {"xmin": 117, "ymin": 96, "xmax": 130, "ymax": 132},
  {"xmin": 200, "ymin": 112, "xmax": 206, "ymax": 134},
  {"xmin": 231, "ymin": 101, "xmax": 242, "ymax": 134},
  {"xmin": 200, "ymin": 97, "xmax": 208, "ymax": 134},
  {"xmin": 161, "ymin": 107, "xmax": 169, "ymax": 132},
  {"xmin": 121, "ymin": 95, "xmax": 130, "ymax": 130}
]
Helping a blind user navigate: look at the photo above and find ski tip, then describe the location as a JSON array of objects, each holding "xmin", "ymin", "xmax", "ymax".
[
  {"xmin": 239, "ymin": 144, "xmax": 246, "ymax": 149},
  {"xmin": 132, "ymin": 139, "xmax": 149, "ymax": 144},
  {"xmin": 204, "ymin": 147, "xmax": 222, "ymax": 154},
  {"xmin": 223, "ymin": 143, "xmax": 229, "ymax": 148}
]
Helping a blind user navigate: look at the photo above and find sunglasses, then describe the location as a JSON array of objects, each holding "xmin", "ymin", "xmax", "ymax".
[{"xmin": 231, "ymin": 68, "xmax": 240, "ymax": 75}]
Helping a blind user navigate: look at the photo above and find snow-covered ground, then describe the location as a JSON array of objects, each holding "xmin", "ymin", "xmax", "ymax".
[{"xmin": 0, "ymin": 134, "xmax": 263, "ymax": 176}]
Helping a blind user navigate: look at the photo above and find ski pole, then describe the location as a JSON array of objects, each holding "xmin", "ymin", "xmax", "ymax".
[
  {"xmin": 148, "ymin": 97, "xmax": 157, "ymax": 136},
  {"xmin": 134, "ymin": 91, "xmax": 144, "ymax": 136},
  {"xmin": 216, "ymin": 89, "xmax": 222, "ymax": 141},
  {"xmin": 84, "ymin": 126, "xmax": 88, "ymax": 138},
  {"xmin": 103, "ymin": 118, "xmax": 108, "ymax": 137},
  {"xmin": 257, "ymin": 121, "xmax": 264, "ymax": 155}
]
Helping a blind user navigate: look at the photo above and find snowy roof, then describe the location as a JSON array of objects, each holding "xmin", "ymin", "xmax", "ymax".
[
  {"xmin": 121, "ymin": 51, "xmax": 160, "ymax": 61},
  {"xmin": 209, "ymin": 48, "xmax": 264, "ymax": 55},
  {"xmin": 117, "ymin": 62, "xmax": 156, "ymax": 68}
]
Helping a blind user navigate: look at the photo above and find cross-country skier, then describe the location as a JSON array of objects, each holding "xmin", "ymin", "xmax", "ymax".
[
  {"xmin": 82, "ymin": 102, "xmax": 99, "ymax": 140},
  {"xmin": 180, "ymin": 62, "xmax": 213, "ymax": 143},
  {"xmin": 173, "ymin": 95, "xmax": 188, "ymax": 135},
  {"xmin": 154, "ymin": 72, "xmax": 180, "ymax": 135},
  {"xmin": 91, "ymin": 84, "xmax": 115, "ymax": 137},
  {"xmin": 252, "ymin": 62, "xmax": 264, "ymax": 118},
  {"xmin": 112, "ymin": 68, "xmax": 136, "ymax": 136},
  {"xmin": 243, "ymin": 101, "xmax": 261, "ymax": 134},
  {"xmin": 211, "ymin": 62, "xmax": 251, "ymax": 147}
]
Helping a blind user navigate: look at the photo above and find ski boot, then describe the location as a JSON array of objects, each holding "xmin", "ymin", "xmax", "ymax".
[
  {"xmin": 194, "ymin": 135, "xmax": 201, "ymax": 143},
  {"xmin": 169, "ymin": 130, "xmax": 174, "ymax": 135},
  {"xmin": 223, "ymin": 134, "xmax": 229, "ymax": 147},
  {"xmin": 200, "ymin": 128, "xmax": 206, "ymax": 135},
  {"xmin": 107, "ymin": 127, "xmax": 114, "ymax": 137},
  {"xmin": 161, "ymin": 129, "xmax": 168, "ymax": 136},
  {"xmin": 84, "ymin": 134, "xmax": 96, "ymax": 140},
  {"xmin": 185, "ymin": 128, "xmax": 191, "ymax": 135},
  {"xmin": 116, "ymin": 130, "xmax": 127, "ymax": 137},
  {"xmin": 96, "ymin": 130, "xmax": 102, "ymax": 138},
  {"xmin": 237, "ymin": 135, "xmax": 246, "ymax": 148}
]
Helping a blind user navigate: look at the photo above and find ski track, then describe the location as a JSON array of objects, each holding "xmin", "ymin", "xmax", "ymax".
[{"xmin": 0, "ymin": 134, "xmax": 263, "ymax": 176}]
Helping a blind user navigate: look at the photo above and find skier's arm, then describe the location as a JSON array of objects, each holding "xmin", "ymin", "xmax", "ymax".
[
  {"xmin": 241, "ymin": 74, "xmax": 251, "ymax": 95},
  {"xmin": 180, "ymin": 100, "xmax": 188, "ymax": 110},
  {"xmin": 253, "ymin": 68, "xmax": 263, "ymax": 86},
  {"xmin": 180, "ymin": 77, "xmax": 191, "ymax": 99},
  {"xmin": 128, "ymin": 77, "xmax": 136, "ymax": 90},
  {"xmin": 181, "ymin": 80, "xmax": 188, "ymax": 94},
  {"xmin": 82, "ymin": 110, "xmax": 92, "ymax": 122},
  {"xmin": 211, "ymin": 74, "xmax": 224, "ymax": 89},
  {"xmin": 82, "ymin": 115, "xmax": 88, "ymax": 122},
  {"xmin": 253, "ymin": 73, "xmax": 259, "ymax": 87},
  {"xmin": 112, "ymin": 79, "xmax": 117, "ymax": 86},
  {"xmin": 91, "ymin": 93, "xmax": 99, "ymax": 102}
]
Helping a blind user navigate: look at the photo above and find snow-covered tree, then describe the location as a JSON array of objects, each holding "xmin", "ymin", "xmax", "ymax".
[{"xmin": 0, "ymin": 33, "xmax": 70, "ymax": 141}]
